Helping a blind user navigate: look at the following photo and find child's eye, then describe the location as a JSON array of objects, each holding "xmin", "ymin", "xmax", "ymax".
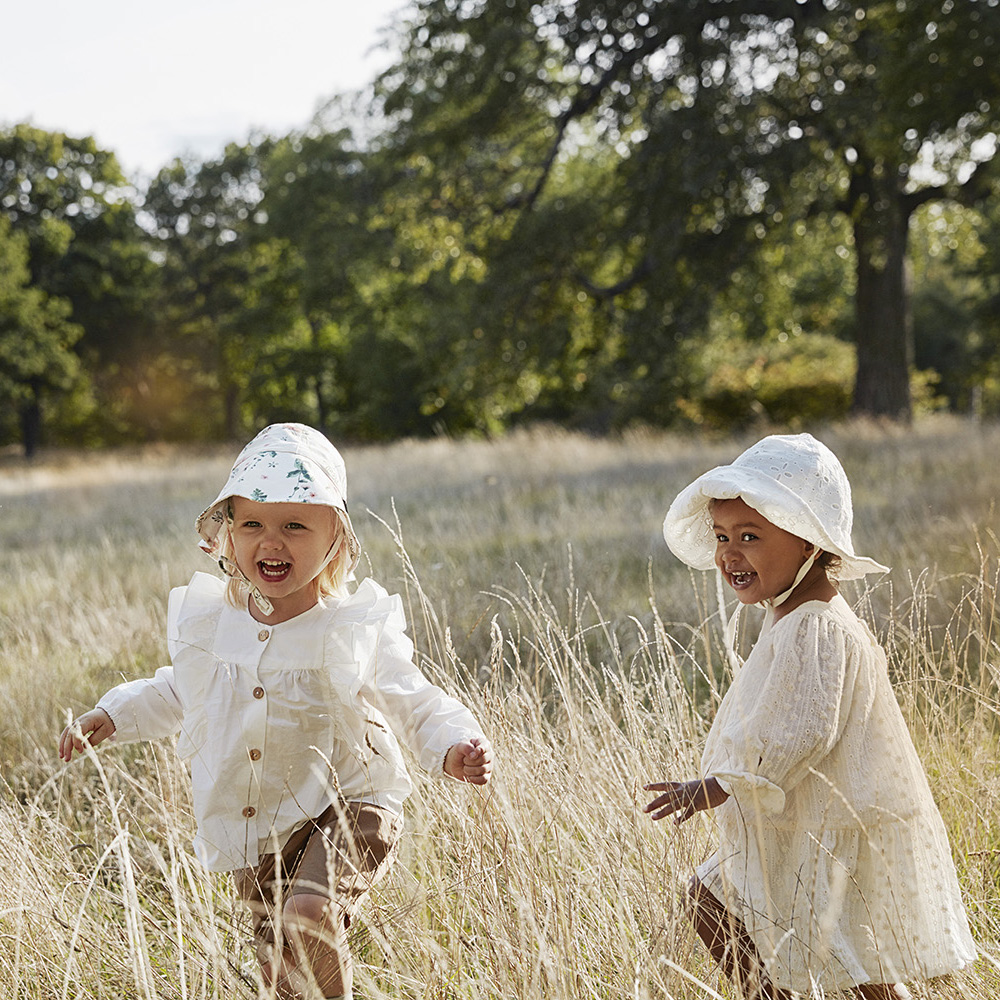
[
  {"xmin": 241, "ymin": 520, "xmax": 262, "ymax": 529},
  {"xmin": 286, "ymin": 522, "xmax": 306, "ymax": 531},
  {"xmin": 714, "ymin": 532, "xmax": 729, "ymax": 543},
  {"xmin": 741, "ymin": 532, "xmax": 757, "ymax": 542}
]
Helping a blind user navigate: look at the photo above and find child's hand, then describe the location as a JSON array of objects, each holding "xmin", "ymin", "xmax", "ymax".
[
  {"xmin": 444, "ymin": 736, "xmax": 493, "ymax": 785},
  {"xmin": 643, "ymin": 777, "xmax": 729, "ymax": 824},
  {"xmin": 58, "ymin": 709, "xmax": 116, "ymax": 762}
]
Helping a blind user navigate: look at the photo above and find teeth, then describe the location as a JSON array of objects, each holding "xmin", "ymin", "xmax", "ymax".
[{"xmin": 259, "ymin": 560, "xmax": 290, "ymax": 577}]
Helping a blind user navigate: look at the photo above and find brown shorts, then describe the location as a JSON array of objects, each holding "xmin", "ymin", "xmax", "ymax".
[{"xmin": 234, "ymin": 800, "xmax": 404, "ymax": 947}]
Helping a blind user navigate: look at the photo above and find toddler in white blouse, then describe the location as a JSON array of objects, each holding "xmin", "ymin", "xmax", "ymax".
[
  {"xmin": 644, "ymin": 434, "xmax": 974, "ymax": 999},
  {"xmin": 58, "ymin": 423, "xmax": 493, "ymax": 1000}
]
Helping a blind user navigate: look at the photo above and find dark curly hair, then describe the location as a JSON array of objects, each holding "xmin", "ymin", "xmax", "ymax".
[{"xmin": 817, "ymin": 549, "xmax": 842, "ymax": 578}]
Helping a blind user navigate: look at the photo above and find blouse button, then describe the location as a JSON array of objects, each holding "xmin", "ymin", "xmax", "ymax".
[
  {"xmin": 257, "ymin": 629, "xmax": 269, "ymax": 642},
  {"xmin": 252, "ymin": 686, "xmax": 265, "ymax": 699},
  {"xmin": 242, "ymin": 806, "xmax": 256, "ymax": 818},
  {"xmin": 249, "ymin": 748, "xmax": 262, "ymax": 761}
]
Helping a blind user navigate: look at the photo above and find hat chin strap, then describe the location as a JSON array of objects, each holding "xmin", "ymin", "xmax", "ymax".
[
  {"xmin": 217, "ymin": 552, "xmax": 275, "ymax": 617},
  {"xmin": 761, "ymin": 548, "xmax": 821, "ymax": 612},
  {"xmin": 719, "ymin": 548, "xmax": 821, "ymax": 671}
]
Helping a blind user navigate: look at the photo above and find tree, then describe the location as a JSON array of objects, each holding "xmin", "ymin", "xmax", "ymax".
[
  {"xmin": 376, "ymin": 0, "xmax": 1000, "ymax": 423},
  {"xmin": 0, "ymin": 218, "xmax": 82, "ymax": 455},
  {"xmin": 0, "ymin": 125, "xmax": 157, "ymax": 443},
  {"xmin": 143, "ymin": 143, "xmax": 303, "ymax": 439},
  {"xmin": 261, "ymin": 123, "xmax": 426, "ymax": 438},
  {"xmin": 772, "ymin": 2, "xmax": 1000, "ymax": 419}
]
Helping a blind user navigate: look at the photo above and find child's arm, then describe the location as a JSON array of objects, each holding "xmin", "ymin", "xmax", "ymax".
[
  {"xmin": 443, "ymin": 735, "xmax": 493, "ymax": 785},
  {"xmin": 58, "ymin": 708, "xmax": 116, "ymax": 762},
  {"xmin": 352, "ymin": 583, "xmax": 492, "ymax": 780},
  {"xmin": 643, "ymin": 777, "xmax": 729, "ymax": 824},
  {"xmin": 58, "ymin": 665, "xmax": 185, "ymax": 763}
]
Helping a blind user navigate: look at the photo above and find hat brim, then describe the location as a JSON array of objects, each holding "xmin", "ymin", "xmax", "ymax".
[
  {"xmin": 196, "ymin": 451, "xmax": 361, "ymax": 574},
  {"xmin": 663, "ymin": 465, "xmax": 889, "ymax": 581}
]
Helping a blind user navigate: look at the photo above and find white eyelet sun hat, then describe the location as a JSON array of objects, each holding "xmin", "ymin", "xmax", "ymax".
[
  {"xmin": 196, "ymin": 424, "xmax": 362, "ymax": 612},
  {"xmin": 663, "ymin": 433, "xmax": 889, "ymax": 581}
]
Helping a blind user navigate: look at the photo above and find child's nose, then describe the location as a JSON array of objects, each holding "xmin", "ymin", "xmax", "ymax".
[{"xmin": 717, "ymin": 545, "xmax": 742, "ymax": 569}]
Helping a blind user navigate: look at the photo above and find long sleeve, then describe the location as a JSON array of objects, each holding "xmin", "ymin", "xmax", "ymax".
[
  {"xmin": 353, "ymin": 588, "xmax": 482, "ymax": 775},
  {"xmin": 97, "ymin": 665, "xmax": 185, "ymax": 743},
  {"xmin": 695, "ymin": 595, "xmax": 975, "ymax": 991},
  {"xmin": 703, "ymin": 610, "xmax": 859, "ymax": 815}
]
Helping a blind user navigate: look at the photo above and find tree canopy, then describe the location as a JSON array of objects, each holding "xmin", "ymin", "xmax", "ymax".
[
  {"xmin": 0, "ymin": 217, "xmax": 81, "ymax": 455},
  {"xmin": 375, "ymin": 0, "xmax": 1000, "ymax": 422},
  {"xmin": 1, "ymin": 2, "xmax": 998, "ymax": 453}
]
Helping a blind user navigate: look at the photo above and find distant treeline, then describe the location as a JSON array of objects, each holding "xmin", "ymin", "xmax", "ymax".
[{"xmin": 2, "ymin": 1, "xmax": 999, "ymax": 455}]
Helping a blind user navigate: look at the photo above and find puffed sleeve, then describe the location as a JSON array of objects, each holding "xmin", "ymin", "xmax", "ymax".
[
  {"xmin": 355, "ymin": 584, "xmax": 484, "ymax": 775},
  {"xmin": 703, "ymin": 610, "xmax": 859, "ymax": 814},
  {"xmin": 94, "ymin": 585, "xmax": 189, "ymax": 743}
]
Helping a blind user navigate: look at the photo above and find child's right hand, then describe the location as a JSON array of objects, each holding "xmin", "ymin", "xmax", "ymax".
[
  {"xmin": 58, "ymin": 709, "xmax": 116, "ymax": 762},
  {"xmin": 643, "ymin": 777, "xmax": 729, "ymax": 824}
]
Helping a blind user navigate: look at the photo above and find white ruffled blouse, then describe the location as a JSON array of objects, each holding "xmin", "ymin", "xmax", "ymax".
[
  {"xmin": 98, "ymin": 572, "xmax": 482, "ymax": 872},
  {"xmin": 698, "ymin": 594, "xmax": 975, "ymax": 990}
]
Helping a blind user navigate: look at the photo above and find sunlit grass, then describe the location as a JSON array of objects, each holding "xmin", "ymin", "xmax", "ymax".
[{"xmin": 1, "ymin": 416, "xmax": 998, "ymax": 998}]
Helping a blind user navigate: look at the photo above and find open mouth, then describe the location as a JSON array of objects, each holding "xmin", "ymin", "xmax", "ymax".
[
  {"xmin": 730, "ymin": 571, "xmax": 756, "ymax": 589},
  {"xmin": 258, "ymin": 559, "xmax": 292, "ymax": 582}
]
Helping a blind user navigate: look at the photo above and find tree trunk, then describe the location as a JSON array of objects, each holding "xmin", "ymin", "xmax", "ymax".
[
  {"xmin": 223, "ymin": 381, "xmax": 241, "ymax": 440},
  {"xmin": 850, "ymin": 171, "xmax": 913, "ymax": 422},
  {"xmin": 19, "ymin": 379, "xmax": 42, "ymax": 459},
  {"xmin": 309, "ymin": 317, "xmax": 329, "ymax": 430}
]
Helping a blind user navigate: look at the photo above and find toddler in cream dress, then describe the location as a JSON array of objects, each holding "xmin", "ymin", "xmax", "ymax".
[{"xmin": 645, "ymin": 434, "xmax": 975, "ymax": 998}]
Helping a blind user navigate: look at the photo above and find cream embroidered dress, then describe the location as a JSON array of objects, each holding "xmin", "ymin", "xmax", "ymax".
[{"xmin": 698, "ymin": 594, "xmax": 975, "ymax": 990}]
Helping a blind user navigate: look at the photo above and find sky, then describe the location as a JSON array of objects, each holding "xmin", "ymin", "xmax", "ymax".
[{"xmin": 1, "ymin": 0, "xmax": 407, "ymax": 182}]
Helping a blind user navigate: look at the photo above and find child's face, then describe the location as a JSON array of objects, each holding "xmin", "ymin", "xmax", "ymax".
[
  {"xmin": 712, "ymin": 497, "xmax": 814, "ymax": 606},
  {"xmin": 229, "ymin": 497, "xmax": 339, "ymax": 621}
]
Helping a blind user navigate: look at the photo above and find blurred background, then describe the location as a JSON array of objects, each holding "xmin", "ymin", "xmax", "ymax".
[{"xmin": 1, "ymin": 0, "xmax": 998, "ymax": 457}]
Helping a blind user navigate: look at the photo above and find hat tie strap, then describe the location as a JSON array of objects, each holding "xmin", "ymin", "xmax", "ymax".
[
  {"xmin": 718, "ymin": 548, "xmax": 821, "ymax": 671},
  {"xmin": 716, "ymin": 568, "xmax": 744, "ymax": 675},
  {"xmin": 758, "ymin": 548, "xmax": 821, "ymax": 631},
  {"xmin": 762, "ymin": 548, "xmax": 820, "ymax": 612},
  {"xmin": 217, "ymin": 552, "xmax": 275, "ymax": 617}
]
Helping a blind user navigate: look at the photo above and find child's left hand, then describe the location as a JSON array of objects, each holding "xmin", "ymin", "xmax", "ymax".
[{"xmin": 444, "ymin": 736, "xmax": 493, "ymax": 785}]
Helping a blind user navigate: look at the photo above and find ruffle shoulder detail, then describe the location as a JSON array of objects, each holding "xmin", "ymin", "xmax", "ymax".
[
  {"xmin": 166, "ymin": 572, "xmax": 227, "ymax": 661},
  {"xmin": 322, "ymin": 577, "xmax": 412, "ymax": 695},
  {"xmin": 330, "ymin": 577, "xmax": 407, "ymax": 630}
]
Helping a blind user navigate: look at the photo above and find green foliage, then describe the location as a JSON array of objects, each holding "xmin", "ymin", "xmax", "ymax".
[
  {"xmin": 0, "ymin": 217, "xmax": 82, "ymax": 447},
  {"xmin": 676, "ymin": 331, "xmax": 855, "ymax": 431},
  {"xmin": 261, "ymin": 126, "xmax": 426, "ymax": 438},
  {"xmin": 142, "ymin": 144, "xmax": 306, "ymax": 439},
  {"xmin": 0, "ymin": 125, "xmax": 156, "ymax": 451},
  {"xmin": 909, "ymin": 201, "xmax": 995, "ymax": 414},
  {"xmin": 3, "ymin": 1, "xmax": 1000, "ymax": 449},
  {"xmin": 971, "ymin": 198, "xmax": 1000, "ymax": 416},
  {"xmin": 373, "ymin": 0, "xmax": 1000, "ymax": 425}
]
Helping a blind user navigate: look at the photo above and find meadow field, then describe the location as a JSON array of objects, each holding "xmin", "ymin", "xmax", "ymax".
[{"xmin": 1, "ymin": 418, "xmax": 998, "ymax": 999}]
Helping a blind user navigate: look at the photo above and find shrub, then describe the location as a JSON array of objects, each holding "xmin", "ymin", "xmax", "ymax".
[{"xmin": 677, "ymin": 332, "xmax": 856, "ymax": 430}]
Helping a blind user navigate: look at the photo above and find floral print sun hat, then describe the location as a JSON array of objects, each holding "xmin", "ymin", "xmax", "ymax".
[
  {"xmin": 196, "ymin": 423, "xmax": 361, "ymax": 576},
  {"xmin": 662, "ymin": 433, "xmax": 889, "ymax": 581}
]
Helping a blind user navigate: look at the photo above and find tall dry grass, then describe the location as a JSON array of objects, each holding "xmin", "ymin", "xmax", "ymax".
[{"xmin": 1, "ymin": 417, "xmax": 998, "ymax": 998}]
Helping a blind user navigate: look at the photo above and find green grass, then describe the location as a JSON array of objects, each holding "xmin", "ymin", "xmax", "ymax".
[{"xmin": 1, "ymin": 416, "xmax": 998, "ymax": 998}]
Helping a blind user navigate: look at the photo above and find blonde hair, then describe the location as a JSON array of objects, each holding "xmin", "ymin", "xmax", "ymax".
[{"xmin": 220, "ymin": 504, "xmax": 355, "ymax": 608}]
